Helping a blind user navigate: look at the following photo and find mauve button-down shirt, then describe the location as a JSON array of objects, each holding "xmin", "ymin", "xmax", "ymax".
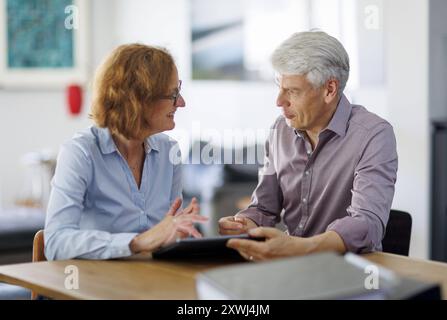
[{"xmin": 237, "ymin": 95, "xmax": 398, "ymax": 253}]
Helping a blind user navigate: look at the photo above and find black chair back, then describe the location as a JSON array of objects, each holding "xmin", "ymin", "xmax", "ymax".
[{"xmin": 382, "ymin": 210, "xmax": 412, "ymax": 256}]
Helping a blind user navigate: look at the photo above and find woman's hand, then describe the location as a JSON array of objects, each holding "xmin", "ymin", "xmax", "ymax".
[
  {"xmin": 129, "ymin": 197, "xmax": 208, "ymax": 254},
  {"xmin": 174, "ymin": 197, "xmax": 201, "ymax": 239}
]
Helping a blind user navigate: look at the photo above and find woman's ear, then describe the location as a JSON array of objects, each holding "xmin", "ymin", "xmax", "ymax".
[{"xmin": 324, "ymin": 79, "xmax": 339, "ymax": 104}]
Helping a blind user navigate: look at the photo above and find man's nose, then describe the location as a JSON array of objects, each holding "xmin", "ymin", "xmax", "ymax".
[{"xmin": 276, "ymin": 91, "xmax": 289, "ymax": 108}]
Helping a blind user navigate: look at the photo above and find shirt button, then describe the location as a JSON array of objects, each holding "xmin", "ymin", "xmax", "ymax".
[
  {"xmin": 307, "ymin": 150, "xmax": 312, "ymax": 156},
  {"xmin": 299, "ymin": 223, "xmax": 304, "ymax": 228},
  {"xmin": 305, "ymin": 170, "xmax": 310, "ymax": 176},
  {"xmin": 302, "ymin": 198, "xmax": 307, "ymax": 203}
]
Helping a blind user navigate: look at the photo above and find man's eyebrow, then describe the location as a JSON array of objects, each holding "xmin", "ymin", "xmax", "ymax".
[{"xmin": 282, "ymin": 86, "xmax": 301, "ymax": 91}]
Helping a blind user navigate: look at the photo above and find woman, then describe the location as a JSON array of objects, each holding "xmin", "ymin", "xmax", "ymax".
[{"xmin": 44, "ymin": 44, "xmax": 206, "ymax": 260}]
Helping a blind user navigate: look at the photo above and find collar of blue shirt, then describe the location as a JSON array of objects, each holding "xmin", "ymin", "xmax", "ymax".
[{"xmin": 95, "ymin": 126, "xmax": 160, "ymax": 155}]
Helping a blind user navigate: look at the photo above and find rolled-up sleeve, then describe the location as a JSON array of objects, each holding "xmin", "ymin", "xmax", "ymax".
[
  {"xmin": 236, "ymin": 127, "xmax": 283, "ymax": 227},
  {"xmin": 327, "ymin": 123, "xmax": 398, "ymax": 253},
  {"xmin": 44, "ymin": 142, "xmax": 138, "ymax": 260}
]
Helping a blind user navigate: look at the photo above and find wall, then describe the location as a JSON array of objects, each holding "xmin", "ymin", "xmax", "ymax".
[
  {"xmin": 0, "ymin": 0, "xmax": 117, "ymax": 208},
  {"xmin": 385, "ymin": 0, "xmax": 429, "ymax": 258},
  {"xmin": 429, "ymin": 0, "xmax": 447, "ymax": 120},
  {"xmin": 0, "ymin": 0, "xmax": 281, "ymax": 207}
]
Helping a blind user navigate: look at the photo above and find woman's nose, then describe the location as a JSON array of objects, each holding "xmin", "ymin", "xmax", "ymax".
[{"xmin": 176, "ymin": 94, "xmax": 186, "ymax": 108}]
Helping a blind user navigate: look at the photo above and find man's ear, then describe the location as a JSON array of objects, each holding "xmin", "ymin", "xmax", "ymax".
[{"xmin": 324, "ymin": 79, "xmax": 339, "ymax": 104}]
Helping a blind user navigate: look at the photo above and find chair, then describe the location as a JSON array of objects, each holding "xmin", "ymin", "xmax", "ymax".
[
  {"xmin": 31, "ymin": 229, "xmax": 46, "ymax": 300},
  {"xmin": 382, "ymin": 210, "xmax": 412, "ymax": 256}
]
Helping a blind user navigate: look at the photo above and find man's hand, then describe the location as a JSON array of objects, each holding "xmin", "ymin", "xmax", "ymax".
[
  {"xmin": 226, "ymin": 228, "xmax": 346, "ymax": 261},
  {"xmin": 226, "ymin": 227, "xmax": 310, "ymax": 261},
  {"xmin": 218, "ymin": 215, "xmax": 258, "ymax": 235}
]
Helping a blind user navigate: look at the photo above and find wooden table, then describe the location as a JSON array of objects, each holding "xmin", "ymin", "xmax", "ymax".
[{"xmin": 0, "ymin": 252, "xmax": 446, "ymax": 300}]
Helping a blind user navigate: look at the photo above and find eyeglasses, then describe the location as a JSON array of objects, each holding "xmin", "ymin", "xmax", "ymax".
[{"xmin": 158, "ymin": 80, "xmax": 182, "ymax": 106}]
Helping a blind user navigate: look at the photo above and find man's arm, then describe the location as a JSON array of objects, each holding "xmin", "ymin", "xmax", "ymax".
[
  {"xmin": 306, "ymin": 231, "xmax": 347, "ymax": 254},
  {"xmin": 219, "ymin": 124, "xmax": 284, "ymax": 235},
  {"xmin": 326, "ymin": 123, "xmax": 398, "ymax": 253},
  {"xmin": 227, "ymin": 228, "xmax": 346, "ymax": 261},
  {"xmin": 235, "ymin": 127, "xmax": 284, "ymax": 227}
]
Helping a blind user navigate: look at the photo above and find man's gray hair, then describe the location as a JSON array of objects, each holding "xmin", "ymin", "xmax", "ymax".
[{"xmin": 271, "ymin": 31, "xmax": 350, "ymax": 94}]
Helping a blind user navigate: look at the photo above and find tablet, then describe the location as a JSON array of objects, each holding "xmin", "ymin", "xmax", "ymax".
[{"xmin": 152, "ymin": 234, "xmax": 264, "ymax": 260}]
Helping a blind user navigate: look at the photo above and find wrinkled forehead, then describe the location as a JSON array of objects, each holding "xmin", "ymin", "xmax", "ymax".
[{"xmin": 276, "ymin": 74, "xmax": 311, "ymax": 88}]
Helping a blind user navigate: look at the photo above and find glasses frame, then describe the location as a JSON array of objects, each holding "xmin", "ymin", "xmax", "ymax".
[{"xmin": 157, "ymin": 80, "xmax": 182, "ymax": 106}]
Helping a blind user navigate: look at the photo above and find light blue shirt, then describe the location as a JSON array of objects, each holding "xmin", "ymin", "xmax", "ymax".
[{"xmin": 44, "ymin": 126, "xmax": 182, "ymax": 260}]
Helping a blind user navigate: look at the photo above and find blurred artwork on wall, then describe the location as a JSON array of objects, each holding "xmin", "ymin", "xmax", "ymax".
[
  {"xmin": 6, "ymin": 0, "xmax": 74, "ymax": 69},
  {"xmin": 190, "ymin": 0, "xmax": 385, "ymax": 88},
  {"xmin": 0, "ymin": 0, "xmax": 89, "ymax": 88},
  {"xmin": 190, "ymin": 0, "xmax": 304, "ymax": 82},
  {"xmin": 191, "ymin": 0, "xmax": 245, "ymax": 81}
]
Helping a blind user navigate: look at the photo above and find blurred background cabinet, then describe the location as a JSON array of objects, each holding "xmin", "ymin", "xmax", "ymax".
[{"xmin": 431, "ymin": 120, "xmax": 447, "ymax": 262}]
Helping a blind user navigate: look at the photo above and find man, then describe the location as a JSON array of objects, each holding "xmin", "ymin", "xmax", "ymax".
[{"xmin": 219, "ymin": 31, "xmax": 398, "ymax": 261}]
